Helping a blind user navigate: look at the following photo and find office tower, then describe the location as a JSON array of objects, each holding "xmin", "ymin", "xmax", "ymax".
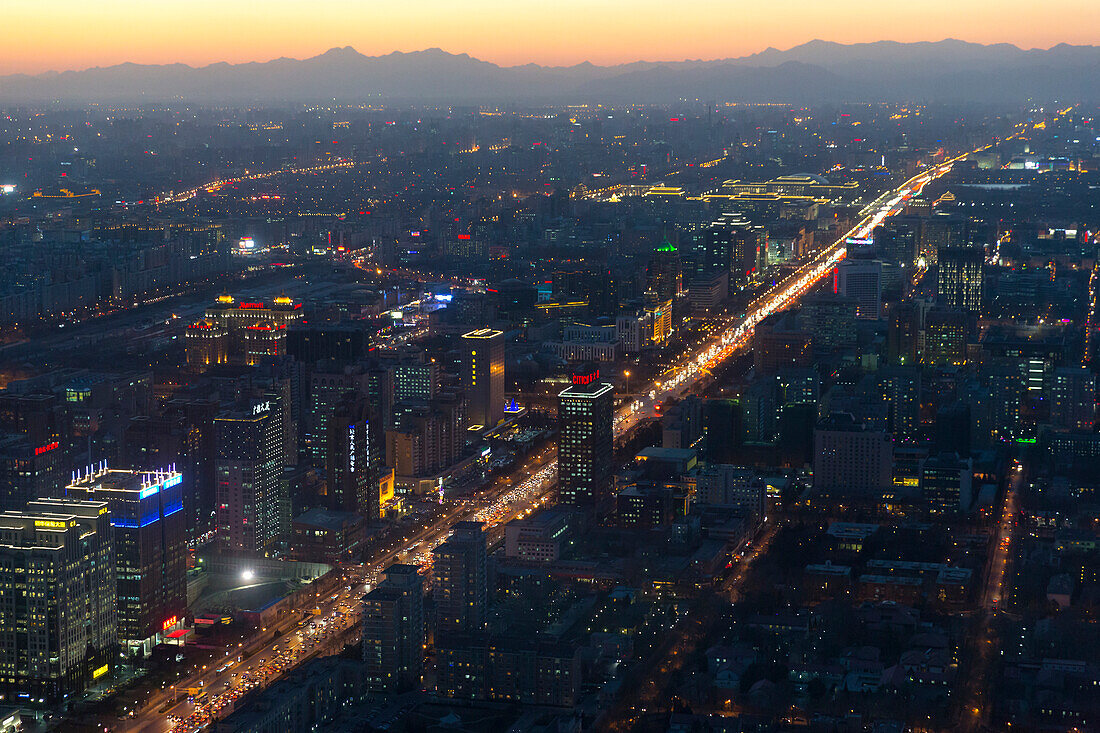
[
  {"xmin": 362, "ymin": 564, "xmax": 424, "ymax": 693},
  {"xmin": 813, "ymin": 413, "xmax": 893, "ymax": 497},
  {"xmin": 0, "ymin": 500, "xmax": 116, "ymax": 703},
  {"xmin": 215, "ymin": 397, "xmax": 289, "ymax": 556},
  {"xmin": 242, "ymin": 322, "xmax": 287, "ymax": 365},
  {"xmin": 60, "ymin": 467, "xmax": 186, "ymax": 656},
  {"xmin": 0, "ymin": 434, "xmax": 64, "ymax": 513},
  {"xmin": 325, "ymin": 393, "xmax": 380, "ymax": 520},
  {"xmin": 923, "ymin": 307, "xmax": 969, "ymax": 366},
  {"xmin": 876, "ymin": 367, "xmax": 922, "ymax": 444},
  {"xmin": 0, "ymin": 393, "xmax": 69, "ymax": 511},
  {"xmin": 392, "ymin": 358, "xmax": 439, "ymax": 406},
  {"xmin": 742, "ymin": 379, "xmax": 779, "ymax": 445},
  {"xmin": 887, "ymin": 301, "xmax": 927, "ymax": 367},
  {"xmin": 874, "ymin": 218, "xmax": 920, "ymax": 269},
  {"xmin": 920, "ymin": 453, "xmax": 973, "ymax": 514},
  {"xmin": 462, "ymin": 328, "xmax": 505, "ymax": 431},
  {"xmin": 307, "ymin": 362, "xmax": 375, "ymax": 464},
  {"xmin": 1049, "ymin": 366, "xmax": 1096, "ymax": 431},
  {"xmin": 937, "ymin": 245, "xmax": 984, "ymax": 313},
  {"xmin": 125, "ymin": 396, "xmax": 218, "ymax": 541},
  {"xmin": 557, "ymin": 366, "xmax": 614, "ymax": 513},
  {"xmin": 432, "ymin": 521, "xmax": 487, "ymax": 636},
  {"xmin": 835, "ymin": 259, "xmax": 883, "ymax": 320},
  {"xmin": 920, "ymin": 215, "xmax": 966, "ymax": 264},
  {"xmin": 646, "ymin": 237, "xmax": 682, "ymax": 301},
  {"xmin": 987, "ymin": 366, "xmax": 1025, "ymax": 443},
  {"xmin": 184, "ymin": 319, "xmax": 229, "ymax": 370},
  {"xmin": 702, "ymin": 399, "xmax": 743, "ymax": 464},
  {"xmin": 753, "ymin": 311, "xmax": 813, "ymax": 375},
  {"xmin": 797, "ymin": 295, "xmax": 858, "ymax": 350}
]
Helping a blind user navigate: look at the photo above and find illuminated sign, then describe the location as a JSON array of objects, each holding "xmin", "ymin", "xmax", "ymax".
[
  {"xmin": 572, "ymin": 369, "xmax": 600, "ymax": 385},
  {"xmin": 457, "ymin": 234, "xmax": 471, "ymax": 240},
  {"xmin": 163, "ymin": 474, "xmax": 182, "ymax": 489},
  {"xmin": 35, "ymin": 441, "xmax": 59, "ymax": 455},
  {"xmin": 239, "ymin": 302, "xmax": 265, "ymax": 309},
  {"xmin": 140, "ymin": 485, "xmax": 159, "ymax": 499},
  {"xmin": 93, "ymin": 664, "xmax": 109, "ymax": 679},
  {"xmin": 348, "ymin": 425, "xmax": 356, "ymax": 473},
  {"xmin": 237, "ymin": 237, "xmax": 257, "ymax": 250},
  {"xmin": 0, "ymin": 184, "xmax": 15, "ymax": 194},
  {"xmin": 253, "ymin": 401, "xmax": 271, "ymax": 415},
  {"xmin": 162, "ymin": 616, "xmax": 178, "ymax": 631},
  {"xmin": 34, "ymin": 519, "xmax": 70, "ymax": 529}
]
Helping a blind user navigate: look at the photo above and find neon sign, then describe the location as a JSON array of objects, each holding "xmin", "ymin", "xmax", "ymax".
[
  {"xmin": 162, "ymin": 616, "xmax": 178, "ymax": 631},
  {"xmin": 35, "ymin": 441, "xmax": 59, "ymax": 455},
  {"xmin": 572, "ymin": 369, "xmax": 600, "ymax": 385}
]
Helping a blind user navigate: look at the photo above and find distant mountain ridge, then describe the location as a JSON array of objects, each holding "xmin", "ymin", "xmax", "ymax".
[{"xmin": 3, "ymin": 40, "xmax": 1100, "ymax": 104}]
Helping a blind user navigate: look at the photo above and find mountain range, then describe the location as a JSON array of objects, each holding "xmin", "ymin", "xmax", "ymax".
[{"xmin": 3, "ymin": 40, "xmax": 1099, "ymax": 105}]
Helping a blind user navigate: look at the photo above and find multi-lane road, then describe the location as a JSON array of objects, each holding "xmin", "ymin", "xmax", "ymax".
[{"xmin": 123, "ymin": 149, "xmax": 980, "ymax": 732}]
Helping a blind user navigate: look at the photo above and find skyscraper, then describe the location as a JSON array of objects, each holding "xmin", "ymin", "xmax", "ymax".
[
  {"xmin": 462, "ymin": 328, "xmax": 505, "ymax": 431},
  {"xmin": 215, "ymin": 396, "xmax": 289, "ymax": 556},
  {"xmin": 362, "ymin": 564, "xmax": 424, "ymax": 693},
  {"xmin": 937, "ymin": 245, "xmax": 984, "ymax": 314},
  {"xmin": 0, "ymin": 499, "xmax": 116, "ymax": 703},
  {"xmin": 557, "ymin": 366, "xmax": 614, "ymax": 513},
  {"xmin": 835, "ymin": 259, "xmax": 883, "ymax": 320},
  {"xmin": 325, "ymin": 393, "xmax": 380, "ymax": 520},
  {"xmin": 59, "ymin": 466, "xmax": 187, "ymax": 656},
  {"xmin": 432, "ymin": 521, "xmax": 487, "ymax": 636}
]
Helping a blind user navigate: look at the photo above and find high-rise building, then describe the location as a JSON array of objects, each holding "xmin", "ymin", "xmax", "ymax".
[
  {"xmin": 753, "ymin": 311, "xmax": 813, "ymax": 375},
  {"xmin": 0, "ymin": 500, "xmax": 116, "ymax": 704},
  {"xmin": 813, "ymin": 413, "xmax": 893, "ymax": 498},
  {"xmin": 362, "ymin": 564, "xmax": 424, "ymax": 693},
  {"xmin": 215, "ymin": 397, "xmax": 289, "ymax": 556},
  {"xmin": 887, "ymin": 301, "xmax": 927, "ymax": 367},
  {"xmin": 702, "ymin": 399, "xmax": 743, "ymax": 464},
  {"xmin": 876, "ymin": 367, "xmax": 922, "ymax": 445},
  {"xmin": 874, "ymin": 218, "xmax": 921, "ymax": 270},
  {"xmin": 184, "ymin": 320, "xmax": 229, "ymax": 371},
  {"xmin": 922, "ymin": 307, "xmax": 969, "ymax": 366},
  {"xmin": 0, "ymin": 393, "xmax": 69, "ymax": 512},
  {"xmin": 1049, "ymin": 366, "xmax": 1096, "ymax": 431},
  {"xmin": 60, "ymin": 467, "xmax": 186, "ymax": 656},
  {"xmin": 325, "ymin": 394, "xmax": 380, "ymax": 520},
  {"xmin": 937, "ymin": 245, "xmax": 984, "ymax": 314},
  {"xmin": 462, "ymin": 329, "xmax": 505, "ymax": 431},
  {"xmin": 797, "ymin": 295, "xmax": 858, "ymax": 350},
  {"xmin": 920, "ymin": 453, "xmax": 973, "ymax": 514},
  {"xmin": 646, "ymin": 237, "xmax": 682, "ymax": 301},
  {"xmin": 432, "ymin": 521, "xmax": 487, "ymax": 637},
  {"xmin": 557, "ymin": 367, "xmax": 614, "ymax": 513},
  {"xmin": 835, "ymin": 259, "xmax": 883, "ymax": 320}
]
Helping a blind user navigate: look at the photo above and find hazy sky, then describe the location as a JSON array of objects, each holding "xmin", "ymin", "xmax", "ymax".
[{"xmin": 4, "ymin": 0, "xmax": 1098, "ymax": 74}]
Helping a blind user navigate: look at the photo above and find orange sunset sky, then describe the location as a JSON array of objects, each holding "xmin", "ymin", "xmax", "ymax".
[{"xmin": 3, "ymin": 0, "xmax": 1097, "ymax": 75}]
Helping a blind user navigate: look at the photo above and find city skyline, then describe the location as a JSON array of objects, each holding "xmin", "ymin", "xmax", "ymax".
[{"xmin": 2, "ymin": 0, "xmax": 1098, "ymax": 75}]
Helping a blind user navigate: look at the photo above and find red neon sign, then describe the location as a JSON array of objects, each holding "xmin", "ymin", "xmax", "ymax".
[
  {"xmin": 162, "ymin": 615, "xmax": 178, "ymax": 631},
  {"xmin": 457, "ymin": 234, "xmax": 471, "ymax": 240},
  {"xmin": 239, "ymin": 302, "xmax": 265, "ymax": 309},
  {"xmin": 35, "ymin": 442, "xmax": 59, "ymax": 456},
  {"xmin": 572, "ymin": 370, "xmax": 599, "ymax": 385}
]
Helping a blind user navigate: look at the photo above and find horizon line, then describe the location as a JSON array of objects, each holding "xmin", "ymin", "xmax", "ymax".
[{"xmin": 6, "ymin": 37, "xmax": 1089, "ymax": 78}]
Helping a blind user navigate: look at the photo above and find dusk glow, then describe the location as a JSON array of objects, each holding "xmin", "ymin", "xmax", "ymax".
[{"xmin": 4, "ymin": 0, "xmax": 1099, "ymax": 73}]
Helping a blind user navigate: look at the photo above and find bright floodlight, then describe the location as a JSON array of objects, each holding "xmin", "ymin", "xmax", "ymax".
[{"xmin": 242, "ymin": 569, "xmax": 254, "ymax": 581}]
